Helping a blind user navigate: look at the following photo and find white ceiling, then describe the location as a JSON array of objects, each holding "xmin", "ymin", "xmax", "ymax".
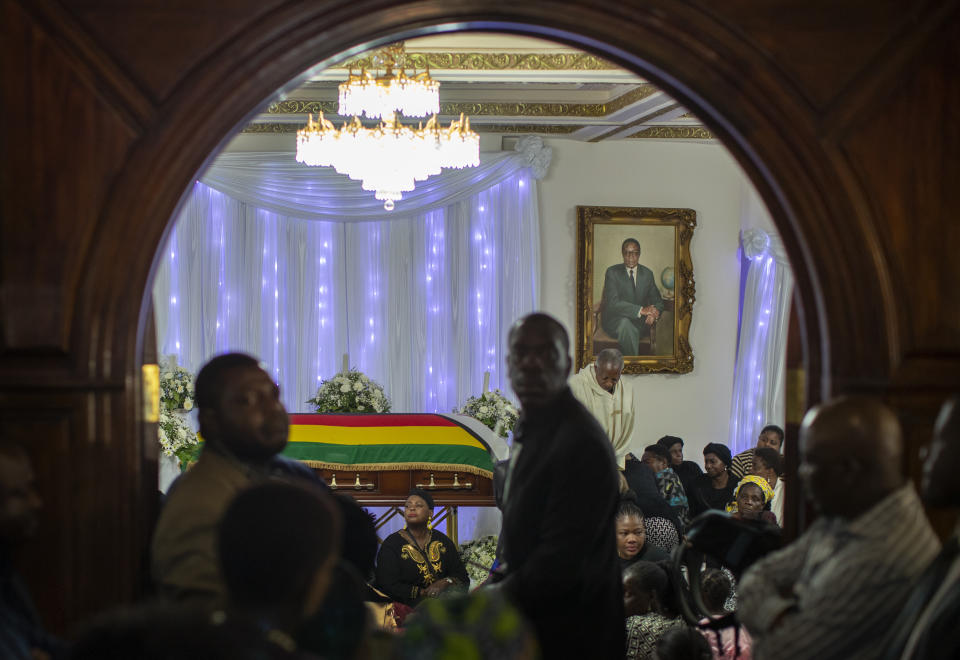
[{"xmin": 230, "ymin": 33, "xmax": 713, "ymax": 151}]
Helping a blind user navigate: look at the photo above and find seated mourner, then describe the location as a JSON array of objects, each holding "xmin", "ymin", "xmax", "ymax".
[
  {"xmin": 374, "ymin": 489, "xmax": 468, "ymax": 607},
  {"xmin": 616, "ymin": 499, "xmax": 670, "ymax": 570}
]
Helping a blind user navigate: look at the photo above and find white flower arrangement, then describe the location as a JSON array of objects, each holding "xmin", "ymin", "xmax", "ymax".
[
  {"xmin": 158, "ymin": 408, "xmax": 198, "ymax": 458},
  {"xmin": 307, "ymin": 369, "xmax": 391, "ymax": 413},
  {"xmin": 459, "ymin": 535, "xmax": 499, "ymax": 588},
  {"xmin": 160, "ymin": 365, "xmax": 195, "ymax": 411},
  {"xmin": 158, "ymin": 364, "xmax": 200, "ymax": 464},
  {"xmin": 455, "ymin": 389, "xmax": 518, "ymax": 438}
]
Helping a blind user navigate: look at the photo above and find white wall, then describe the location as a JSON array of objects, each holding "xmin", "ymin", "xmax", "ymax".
[{"xmin": 537, "ymin": 138, "xmax": 751, "ymax": 467}]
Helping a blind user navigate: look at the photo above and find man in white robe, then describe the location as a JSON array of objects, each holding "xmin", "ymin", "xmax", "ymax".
[{"xmin": 568, "ymin": 348, "xmax": 634, "ymax": 468}]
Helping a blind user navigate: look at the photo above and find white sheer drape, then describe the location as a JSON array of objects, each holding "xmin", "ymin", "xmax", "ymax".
[
  {"xmin": 728, "ymin": 225, "xmax": 793, "ymax": 455},
  {"xmin": 153, "ymin": 150, "xmax": 542, "ymax": 415},
  {"xmin": 200, "ymin": 136, "xmax": 550, "ymax": 220}
]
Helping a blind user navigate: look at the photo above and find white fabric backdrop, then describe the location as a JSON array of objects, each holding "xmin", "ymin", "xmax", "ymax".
[
  {"xmin": 154, "ymin": 147, "xmax": 543, "ymax": 413},
  {"xmin": 153, "ymin": 144, "xmax": 546, "ymax": 539}
]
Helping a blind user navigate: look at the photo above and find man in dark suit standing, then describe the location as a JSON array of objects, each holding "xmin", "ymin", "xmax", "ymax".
[
  {"xmin": 498, "ymin": 313, "xmax": 624, "ymax": 658},
  {"xmin": 601, "ymin": 238, "xmax": 664, "ymax": 355}
]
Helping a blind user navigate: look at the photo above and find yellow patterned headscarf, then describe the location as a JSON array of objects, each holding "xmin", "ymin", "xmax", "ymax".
[{"xmin": 733, "ymin": 475, "xmax": 775, "ymax": 503}]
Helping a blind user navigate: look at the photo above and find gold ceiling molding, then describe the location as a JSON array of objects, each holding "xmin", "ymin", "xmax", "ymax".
[
  {"xmin": 627, "ymin": 126, "xmax": 714, "ymax": 139},
  {"xmin": 588, "ymin": 103, "xmax": 681, "ymax": 142},
  {"xmin": 443, "ymin": 102, "xmax": 606, "ymax": 116},
  {"xmin": 241, "ymin": 122, "xmax": 582, "ymax": 135},
  {"xmin": 603, "ymin": 84, "xmax": 660, "ymax": 113},
  {"xmin": 266, "ymin": 85, "xmax": 661, "ymax": 119},
  {"xmin": 266, "ymin": 98, "xmax": 607, "ymax": 117},
  {"xmin": 266, "ymin": 100, "xmax": 337, "ymax": 114},
  {"xmin": 474, "ymin": 124, "xmax": 581, "ymax": 134},
  {"xmin": 337, "ymin": 52, "xmax": 619, "ymax": 71},
  {"xmin": 242, "ymin": 123, "xmax": 298, "ymax": 133}
]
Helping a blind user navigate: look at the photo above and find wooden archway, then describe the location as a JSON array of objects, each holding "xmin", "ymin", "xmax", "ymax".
[{"xmin": 3, "ymin": 0, "xmax": 957, "ymax": 630}]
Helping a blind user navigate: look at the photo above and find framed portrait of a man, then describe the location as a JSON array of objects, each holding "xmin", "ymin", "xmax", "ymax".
[{"xmin": 575, "ymin": 206, "xmax": 696, "ymax": 374}]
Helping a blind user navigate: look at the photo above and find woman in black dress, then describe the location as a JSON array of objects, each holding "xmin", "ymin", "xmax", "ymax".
[{"xmin": 374, "ymin": 488, "xmax": 468, "ymax": 606}]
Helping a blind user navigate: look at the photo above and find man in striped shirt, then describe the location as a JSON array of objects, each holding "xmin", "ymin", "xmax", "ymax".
[
  {"xmin": 729, "ymin": 424, "xmax": 784, "ymax": 482},
  {"xmin": 738, "ymin": 397, "xmax": 940, "ymax": 660}
]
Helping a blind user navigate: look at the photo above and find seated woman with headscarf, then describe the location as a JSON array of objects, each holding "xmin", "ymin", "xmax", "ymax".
[
  {"xmin": 616, "ymin": 499, "xmax": 670, "ymax": 571},
  {"xmin": 374, "ymin": 489, "xmax": 469, "ymax": 607},
  {"xmin": 657, "ymin": 435, "xmax": 703, "ymax": 499},
  {"xmin": 641, "ymin": 444, "xmax": 690, "ymax": 528},
  {"xmin": 726, "ymin": 476, "xmax": 778, "ymax": 525},
  {"xmin": 688, "ymin": 443, "xmax": 736, "ymax": 519}
]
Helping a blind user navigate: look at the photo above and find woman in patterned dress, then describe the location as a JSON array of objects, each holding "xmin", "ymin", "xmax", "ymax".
[{"xmin": 623, "ymin": 561, "xmax": 685, "ymax": 660}]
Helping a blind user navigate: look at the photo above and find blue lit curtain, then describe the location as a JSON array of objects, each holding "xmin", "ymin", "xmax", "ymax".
[
  {"xmin": 727, "ymin": 227, "xmax": 793, "ymax": 454},
  {"xmin": 152, "ymin": 144, "xmax": 544, "ymax": 416}
]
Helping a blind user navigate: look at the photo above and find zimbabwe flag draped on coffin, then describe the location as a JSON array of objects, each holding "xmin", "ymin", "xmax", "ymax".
[{"xmin": 283, "ymin": 413, "xmax": 495, "ymax": 479}]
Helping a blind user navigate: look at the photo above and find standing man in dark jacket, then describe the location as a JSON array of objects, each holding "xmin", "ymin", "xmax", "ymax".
[
  {"xmin": 601, "ymin": 238, "xmax": 664, "ymax": 355},
  {"xmin": 498, "ymin": 313, "xmax": 625, "ymax": 658}
]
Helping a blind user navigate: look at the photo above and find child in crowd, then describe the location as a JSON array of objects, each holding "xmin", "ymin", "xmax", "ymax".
[
  {"xmin": 697, "ymin": 569, "xmax": 751, "ymax": 660},
  {"xmin": 623, "ymin": 561, "xmax": 685, "ymax": 660}
]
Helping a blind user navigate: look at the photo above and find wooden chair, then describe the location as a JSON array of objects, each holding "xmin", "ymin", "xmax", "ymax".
[{"xmin": 592, "ymin": 299, "xmax": 657, "ymax": 356}]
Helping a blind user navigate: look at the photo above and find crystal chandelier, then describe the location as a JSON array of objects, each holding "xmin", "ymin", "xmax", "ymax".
[{"xmin": 296, "ymin": 43, "xmax": 479, "ymax": 210}]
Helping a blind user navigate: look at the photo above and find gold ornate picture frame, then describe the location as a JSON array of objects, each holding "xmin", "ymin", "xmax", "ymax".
[{"xmin": 576, "ymin": 206, "xmax": 696, "ymax": 374}]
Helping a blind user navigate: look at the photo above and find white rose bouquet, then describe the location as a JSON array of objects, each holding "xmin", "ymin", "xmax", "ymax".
[
  {"xmin": 160, "ymin": 365, "xmax": 195, "ymax": 411},
  {"xmin": 158, "ymin": 364, "xmax": 200, "ymax": 466},
  {"xmin": 158, "ymin": 409, "xmax": 199, "ymax": 459},
  {"xmin": 307, "ymin": 369, "xmax": 391, "ymax": 413},
  {"xmin": 459, "ymin": 535, "xmax": 499, "ymax": 588},
  {"xmin": 455, "ymin": 389, "xmax": 518, "ymax": 438}
]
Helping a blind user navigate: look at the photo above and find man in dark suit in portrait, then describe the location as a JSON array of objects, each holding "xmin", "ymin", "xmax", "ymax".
[{"xmin": 601, "ymin": 238, "xmax": 665, "ymax": 355}]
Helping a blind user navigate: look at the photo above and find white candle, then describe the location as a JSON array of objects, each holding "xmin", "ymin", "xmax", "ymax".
[
  {"xmin": 342, "ymin": 353, "xmax": 349, "ymax": 373},
  {"xmin": 482, "ymin": 371, "xmax": 490, "ymax": 393}
]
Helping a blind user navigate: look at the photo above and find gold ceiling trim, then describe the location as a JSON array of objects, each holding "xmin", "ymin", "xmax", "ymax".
[
  {"xmin": 266, "ymin": 99, "xmax": 605, "ymax": 117},
  {"xmin": 266, "ymin": 100, "xmax": 337, "ymax": 114},
  {"xmin": 242, "ymin": 123, "xmax": 299, "ymax": 133},
  {"xmin": 337, "ymin": 52, "xmax": 619, "ymax": 71},
  {"xmin": 265, "ymin": 84, "xmax": 661, "ymax": 119},
  {"xmin": 588, "ymin": 103, "xmax": 681, "ymax": 142},
  {"xmin": 602, "ymin": 84, "xmax": 660, "ymax": 113},
  {"xmin": 627, "ymin": 126, "xmax": 715, "ymax": 139},
  {"xmin": 475, "ymin": 124, "xmax": 581, "ymax": 134},
  {"xmin": 242, "ymin": 122, "xmax": 582, "ymax": 135}
]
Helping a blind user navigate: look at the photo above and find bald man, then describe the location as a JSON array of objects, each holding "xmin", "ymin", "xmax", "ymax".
[
  {"xmin": 568, "ymin": 348, "xmax": 635, "ymax": 468},
  {"xmin": 738, "ymin": 396, "xmax": 940, "ymax": 660}
]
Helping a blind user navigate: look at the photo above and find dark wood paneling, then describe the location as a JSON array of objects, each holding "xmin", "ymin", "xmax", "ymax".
[
  {"xmin": 63, "ymin": 0, "xmax": 292, "ymax": 103},
  {"xmin": 2, "ymin": 0, "xmax": 960, "ymax": 631},
  {"xmin": 840, "ymin": 14, "xmax": 960, "ymax": 357},
  {"xmin": 691, "ymin": 0, "xmax": 932, "ymax": 111},
  {"xmin": 0, "ymin": 0, "xmax": 138, "ymax": 353}
]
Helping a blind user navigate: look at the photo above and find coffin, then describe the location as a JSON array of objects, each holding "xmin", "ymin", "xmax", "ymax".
[{"xmin": 284, "ymin": 413, "xmax": 499, "ymax": 507}]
